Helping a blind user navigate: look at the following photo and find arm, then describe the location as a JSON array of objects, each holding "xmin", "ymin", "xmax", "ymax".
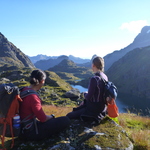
[
  {"xmin": 30, "ymin": 95, "xmax": 52, "ymax": 122},
  {"xmin": 84, "ymin": 77, "xmax": 97, "ymax": 101}
]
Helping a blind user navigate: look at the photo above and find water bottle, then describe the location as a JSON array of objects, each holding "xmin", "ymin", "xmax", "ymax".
[{"xmin": 13, "ymin": 114, "xmax": 20, "ymax": 129}]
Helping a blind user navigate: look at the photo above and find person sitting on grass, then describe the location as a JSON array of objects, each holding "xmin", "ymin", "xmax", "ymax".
[
  {"xmin": 67, "ymin": 56, "xmax": 108, "ymax": 124},
  {"xmin": 19, "ymin": 69, "xmax": 70, "ymax": 140}
]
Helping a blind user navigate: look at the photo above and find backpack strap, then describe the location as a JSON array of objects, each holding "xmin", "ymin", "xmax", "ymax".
[
  {"xmin": 19, "ymin": 88, "xmax": 39, "ymax": 135},
  {"xmin": 20, "ymin": 88, "xmax": 38, "ymax": 99},
  {"xmin": 96, "ymin": 73, "xmax": 107, "ymax": 84},
  {"xmin": 0, "ymin": 94, "xmax": 21, "ymax": 149},
  {"xmin": 1, "ymin": 121, "xmax": 7, "ymax": 148}
]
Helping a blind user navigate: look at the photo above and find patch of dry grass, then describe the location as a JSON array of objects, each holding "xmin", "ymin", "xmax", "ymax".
[
  {"xmin": 118, "ymin": 113, "xmax": 150, "ymax": 150},
  {"xmin": 42, "ymin": 105, "xmax": 72, "ymax": 117}
]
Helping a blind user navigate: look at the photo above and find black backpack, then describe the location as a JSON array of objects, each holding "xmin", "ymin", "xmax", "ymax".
[{"xmin": 0, "ymin": 83, "xmax": 37, "ymax": 149}]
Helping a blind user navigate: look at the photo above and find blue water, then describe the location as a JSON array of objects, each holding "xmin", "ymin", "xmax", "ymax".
[
  {"xmin": 71, "ymin": 85, "xmax": 150, "ymax": 115},
  {"xmin": 71, "ymin": 85, "xmax": 88, "ymax": 93}
]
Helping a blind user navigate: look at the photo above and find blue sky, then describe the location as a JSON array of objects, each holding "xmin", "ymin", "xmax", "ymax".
[{"xmin": 0, "ymin": 0, "xmax": 150, "ymax": 59}]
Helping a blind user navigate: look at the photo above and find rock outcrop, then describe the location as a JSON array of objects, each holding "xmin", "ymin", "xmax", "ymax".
[
  {"xmin": 11, "ymin": 117, "xmax": 133, "ymax": 150},
  {"xmin": 65, "ymin": 88, "xmax": 80, "ymax": 98}
]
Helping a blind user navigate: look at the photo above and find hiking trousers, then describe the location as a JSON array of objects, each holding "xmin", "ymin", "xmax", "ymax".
[{"xmin": 20, "ymin": 116, "xmax": 70, "ymax": 140}]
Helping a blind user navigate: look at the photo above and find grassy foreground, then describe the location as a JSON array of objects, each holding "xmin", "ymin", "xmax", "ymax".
[
  {"xmin": 41, "ymin": 105, "xmax": 150, "ymax": 150},
  {"xmin": 0, "ymin": 105, "xmax": 150, "ymax": 150}
]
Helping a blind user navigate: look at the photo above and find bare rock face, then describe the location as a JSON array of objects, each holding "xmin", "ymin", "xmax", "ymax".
[
  {"xmin": 106, "ymin": 46, "xmax": 150, "ymax": 100},
  {"xmin": 104, "ymin": 26, "xmax": 150, "ymax": 71},
  {"xmin": 0, "ymin": 32, "xmax": 35, "ymax": 69}
]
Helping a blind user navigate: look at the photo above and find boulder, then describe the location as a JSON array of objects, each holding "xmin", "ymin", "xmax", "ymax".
[{"xmin": 65, "ymin": 88, "xmax": 80, "ymax": 98}]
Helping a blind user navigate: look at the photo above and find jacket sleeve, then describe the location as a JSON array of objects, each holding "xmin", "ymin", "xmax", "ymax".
[{"xmin": 30, "ymin": 94, "xmax": 47, "ymax": 122}]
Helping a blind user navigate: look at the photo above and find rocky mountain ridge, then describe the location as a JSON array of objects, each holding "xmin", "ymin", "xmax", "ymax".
[
  {"xmin": 106, "ymin": 45, "xmax": 150, "ymax": 100},
  {"xmin": 104, "ymin": 26, "xmax": 150, "ymax": 70},
  {"xmin": 34, "ymin": 55, "xmax": 69, "ymax": 70},
  {"xmin": 0, "ymin": 32, "xmax": 34, "ymax": 69}
]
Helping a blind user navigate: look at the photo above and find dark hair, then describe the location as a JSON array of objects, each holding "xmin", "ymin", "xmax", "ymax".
[
  {"xmin": 30, "ymin": 69, "xmax": 46, "ymax": 85},
  {"xmin": 92, "ymin": 56, "xmax": 104, "ymax": 72}
]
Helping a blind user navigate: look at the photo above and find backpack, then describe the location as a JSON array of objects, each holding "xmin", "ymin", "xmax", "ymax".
[
  {"xmin": 98, "ymin": 75, "xmax": 119, "ymax": 118},
  {"xmin": 101, "ymin": 78, "xmax": 118, "ymax": 104},
  {"xmin": 0, "ymin": 83, "xmax": 37, "ymax": 149}
]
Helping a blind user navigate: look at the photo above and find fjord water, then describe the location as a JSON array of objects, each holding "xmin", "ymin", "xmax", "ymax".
[{"xmin": 71, "ymin": 85, "xmax": 150, "ymax": 116}]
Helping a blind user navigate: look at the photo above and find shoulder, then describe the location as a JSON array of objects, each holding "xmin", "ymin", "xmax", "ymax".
[
  {"xmin": 90, "ymin": 76, "xmax": 100, "ymax": 83},
  {"xmin": 100, "ymin": 72, "xmax": 108, "ymax": 81},
  {"xmin": 20, "ymin": 87, "xmax": 40, "ymax": 101}
]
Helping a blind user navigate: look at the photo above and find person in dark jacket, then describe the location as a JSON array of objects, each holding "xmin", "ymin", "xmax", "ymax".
[{"xmin": 66, "ymin": 56, "xmax": 108, "ymax": 123}]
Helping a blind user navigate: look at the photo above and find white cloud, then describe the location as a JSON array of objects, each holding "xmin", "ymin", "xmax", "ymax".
[{"xmin": 120, "ymin": 20, "xmax": 149, "ymax": 34}]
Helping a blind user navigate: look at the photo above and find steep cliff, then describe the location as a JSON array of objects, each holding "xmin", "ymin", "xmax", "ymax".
[
  {"xmin": 106, "ymin": 45, "xmax": 150, "ymax": 99},
  {"xmin": 0, "ymin": 32, "xmax": 34, "ymax": 69}
]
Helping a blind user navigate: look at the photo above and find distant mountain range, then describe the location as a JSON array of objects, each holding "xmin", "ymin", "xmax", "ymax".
[
  {"xmin": 34, "ymin": 55, "xmax": 69, "ymax": 70},
  {"xmin": 48, "ymin": 59, "xmax": 90, "ymax": 73},
  {"xmin": 28, "ymin": 26, "xmax": 150, "ymax": 71},
  {"xmin": 29, "ymin": 54, "xmax": 90, "ymax": 70},
  {"xmin": 28, "ymin": 54, "xmax": 57, "ymax": 64}
]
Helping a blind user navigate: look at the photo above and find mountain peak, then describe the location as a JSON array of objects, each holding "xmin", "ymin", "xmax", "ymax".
[
  {"xmin": 104, "ymin": 25, "xmax": 150, "ymax": 71},
  {"xmin": 48, "ymin": 59, "xmax": 78, "ymax": 73},
  {"xmin": 0, "ymin": 32, "xmax": 7, "ymax": 44},
  {"xmin": 133, "ymin": 25, "xmax": 150, "ymax": 44},
  {"xmin": 0, "ymin": 32, "xmax": 34, "ymax": 69},
  {"xmin": 59, "ymin": 59, "xmax": 76, "ymax": 67},
  {"xmin": 141, "ymin": 26, "xmax": 150, "ymax": 33}
]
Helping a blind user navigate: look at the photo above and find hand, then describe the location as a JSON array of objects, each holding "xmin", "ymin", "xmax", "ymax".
[
  {"xmin": 83, "ymin": 91, "xmax": 88, "ymax": 97},
  {"xmin": 45, "ymin": 114, "xmax": 54, "ymax": 121},
  {"xmin": 79, "ymin": 101, "xmax": 84, "ymax": 106}
]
